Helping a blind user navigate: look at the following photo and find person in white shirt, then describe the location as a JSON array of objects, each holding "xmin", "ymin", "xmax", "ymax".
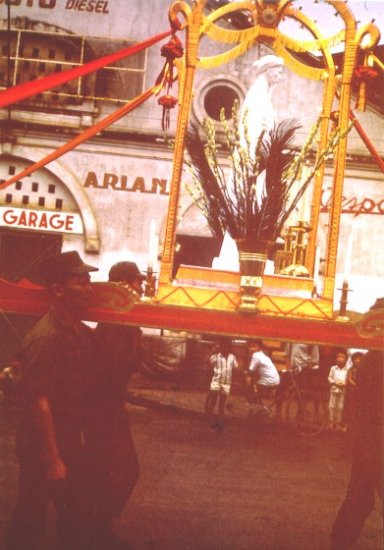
[
  {"xmin": 289, "ymin": 343, "xmax": 319, "ymax": 373},
  {"xmin": 205, "ymin": 339, "xmax": 238, "ymax": 429},
  {"xmin": 328, "ymin": 348, "xmax": 349, "ymax": 431},
  {"xmin": 247, "ymin": 340, "xmax": 280, "ymax": 406}
]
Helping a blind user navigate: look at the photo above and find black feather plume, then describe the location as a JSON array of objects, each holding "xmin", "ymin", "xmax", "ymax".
[
  {"xmin": 185, "ymin": 117, "xmax": 312, "ymax": 246},
  {"xmin": 186, "ymin": 126, "xmax": 236, "ymax": 239},
  {"xmin": 257, "ymin": 119, "xmax": 300, "ymax": 241}
]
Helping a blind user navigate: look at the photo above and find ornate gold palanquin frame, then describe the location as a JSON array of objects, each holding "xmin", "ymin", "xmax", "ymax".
[{"xmin": 156, "ymin": 0, "xmax": 380, "ymax": 320}]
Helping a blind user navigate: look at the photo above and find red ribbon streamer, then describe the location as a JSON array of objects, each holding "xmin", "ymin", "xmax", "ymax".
[
  {"xmin": 349, "ymin": 111, "xmax": 384, "ymax": 174},
  {"xmin": 0, "ymin": 84, "xmax": 161, "ymax": 191},
  {"xmin": 0, "ymin": 29, "xmax": 172, "ymax": 108}
]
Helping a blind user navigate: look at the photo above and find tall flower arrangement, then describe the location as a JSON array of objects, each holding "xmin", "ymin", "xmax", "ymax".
[{"xmin": 185, "ymin": 102, "xmax": 347, "ymax": 245}]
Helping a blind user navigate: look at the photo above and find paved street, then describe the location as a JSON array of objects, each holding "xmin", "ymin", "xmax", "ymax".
[{"xmin": 0, "ymin": 387, "xmax": 382, "ymax": 550}]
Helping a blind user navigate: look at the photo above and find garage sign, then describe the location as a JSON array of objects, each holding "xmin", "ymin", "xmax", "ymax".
[{"xmin": 0, "ymin": 207, "xmax": 83, "ymax": 235}]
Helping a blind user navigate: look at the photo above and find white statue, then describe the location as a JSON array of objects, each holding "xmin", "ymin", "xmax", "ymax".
[
  {"xmin": 212, "ymin": 54, "xmax": 285, "ymax": 272},
  {"xmin": 239, "ymin": 54, "xmax": 284, "ymax": 156}
]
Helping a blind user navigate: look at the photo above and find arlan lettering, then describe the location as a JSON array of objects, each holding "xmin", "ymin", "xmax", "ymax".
[{"xmin": 84, "ymin": 172, "xmax": 169, "ymax": 195}]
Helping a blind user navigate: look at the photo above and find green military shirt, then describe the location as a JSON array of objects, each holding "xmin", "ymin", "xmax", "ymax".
[{"xmin": 17, "ymin": 307, "xmax": 94, "ymax": 463}]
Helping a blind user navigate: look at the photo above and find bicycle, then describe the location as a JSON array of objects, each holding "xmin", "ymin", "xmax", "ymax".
[{"xmin": 226, "ymin": 370, "xmax": 328, "ymax": 436}]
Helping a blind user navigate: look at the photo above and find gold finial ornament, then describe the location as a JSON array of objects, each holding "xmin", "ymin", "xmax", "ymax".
[{"xmin": 279, "ymin": 222, "xmax": 311, "ymax": 278}]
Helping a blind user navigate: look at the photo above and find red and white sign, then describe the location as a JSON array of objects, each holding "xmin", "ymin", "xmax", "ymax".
[{"xmin": 0, "ymin": 207, "xmax": 83, "ymax": 235}]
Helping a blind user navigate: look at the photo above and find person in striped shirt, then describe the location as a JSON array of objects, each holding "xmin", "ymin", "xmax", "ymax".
[{"xmin": 205, "ymin": 338, "xmax": 238, "ymax": 430}]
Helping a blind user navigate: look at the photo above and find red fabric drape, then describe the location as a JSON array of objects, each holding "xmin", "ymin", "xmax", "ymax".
[
  {"xmin": 349, "ymin": 111, "xmax": 384, "ymax": 173},
  {"xmin": 0, "ymin": 29, "xmax": 172, "ymax": 108}
]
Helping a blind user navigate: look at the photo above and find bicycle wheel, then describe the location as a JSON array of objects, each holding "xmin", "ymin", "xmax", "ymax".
[{"xmin": 288, "ymin": 394, "xmax": 328, "ymax": 436}]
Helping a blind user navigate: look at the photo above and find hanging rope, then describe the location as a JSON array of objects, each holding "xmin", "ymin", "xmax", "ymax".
[
  {"xmin": 156, "ymin": 32, "xmax": 184, "ymax": 131},
  {"xmin": 0, "ymin": 29, "xmax": 173, "ymax": 108},
  {"xmin": 0, "ymin": 82, "xmax": 163, "ymax": 191}
]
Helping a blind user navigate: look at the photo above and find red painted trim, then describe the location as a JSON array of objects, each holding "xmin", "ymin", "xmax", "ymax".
[
  {"xmin": 89, "ymin": 304, "xmax": 381, "ymax": 349},
  {"xmin": 0, "ymin": 279, "xmax": 382, "ymax": 349},
  {"xmin": 350, "ymin": 111, "xmax": 384, "ymax": 173}
]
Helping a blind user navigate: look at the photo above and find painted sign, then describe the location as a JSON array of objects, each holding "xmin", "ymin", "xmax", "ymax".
[
  {"xmin": 320, "ymin": 189, "xmax": 384, "ymax": 216},
  {"xmin": 0, "ymin": 0, "xmax": 109, "ymax": 14},
  {"xmin": 0, "ymin": 207, "xmax": 83, "ymax": 234},
  {"xmin": 83, "ymin": 172, "xmax": 169, "ymax": 194},
  {"xmin": 0, "ymin": 0, "xmax": 169, "ymax": 42}
]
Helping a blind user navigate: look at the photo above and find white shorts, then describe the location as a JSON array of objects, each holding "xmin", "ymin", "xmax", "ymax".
[{"xmin": 210, "ymin": 380, "xmax": 231, "ymax": 395}]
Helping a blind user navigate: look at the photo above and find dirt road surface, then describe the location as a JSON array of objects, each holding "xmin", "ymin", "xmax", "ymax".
[
  {"xmin": 1, "ymin": 397, "xmax": 382, "ymax": 550},
  {"xmin": 117, "ymin": 404, "xmax": 382, "ymax": 550}
]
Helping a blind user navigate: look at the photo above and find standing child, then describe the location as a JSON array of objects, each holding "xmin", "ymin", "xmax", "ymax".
[
  {"xmin": 328, "ymin": 348, "xmax": 349, "ymax": 431},
  {"xmin": 205, "ymin": 338, "xmax": 238, "ymax": 430}
]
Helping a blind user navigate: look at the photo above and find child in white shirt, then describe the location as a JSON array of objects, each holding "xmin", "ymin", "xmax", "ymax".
[{"xmin": 328, "ymin": 348, "xmax": 349, "ymax": 431}]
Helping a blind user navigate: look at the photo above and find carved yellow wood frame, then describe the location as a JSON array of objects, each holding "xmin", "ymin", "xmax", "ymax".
[{"xmin": 156, "ymin": 0, "xmax": 380, "ymax": 320}]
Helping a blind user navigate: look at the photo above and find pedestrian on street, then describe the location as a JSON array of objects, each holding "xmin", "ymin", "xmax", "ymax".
[
  {"xmin": 205, "ymin": 338, "xmax": 238, "ymax": 430},
  {"xmin": 4, "ymin": 251, "xmax": 98, "ymax": 550},
  {"xmin": 246, "ymin": 340, "xmax": 280, "ymax": 408},
  {"xmin": 288, "ymin": 342, "xmax": 319, "ymax": 374},
  {"xmin": 85, "ymin": 261, "xmax": 144, "ymax": 549},
  {"xmin": 286, "ymin": 342, "xmax": 320, "ymax": 396},
  {"xmin": 327, "ymin": 349, "xmax": 349, "ymax": 431}
]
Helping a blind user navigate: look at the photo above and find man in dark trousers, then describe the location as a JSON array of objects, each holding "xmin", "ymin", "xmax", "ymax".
[
  {"xmin": 4, "ymin": 251, "xmax": 98, "ymax": 550},
  {"xmin": 330, "ymin": 298, "xmax": 384, "ymax": 549},
  {"xmin": 86, "ymin": 261, "xmax": 143, "ymax": 549}
]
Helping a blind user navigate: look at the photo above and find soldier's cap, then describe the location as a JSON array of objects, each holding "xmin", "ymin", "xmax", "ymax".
[
  {"xmin": 40, "ymin": 251, "xmax": 98, "ymax": 285},
  {"xmin": 108, "ymin": 261, "xmax": 146, "ymax": 283}
]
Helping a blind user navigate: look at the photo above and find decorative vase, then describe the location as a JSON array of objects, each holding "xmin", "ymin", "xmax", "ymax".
[{"xmin": 236, "ymin": 238, "xmax": 269, "ymax": 312}]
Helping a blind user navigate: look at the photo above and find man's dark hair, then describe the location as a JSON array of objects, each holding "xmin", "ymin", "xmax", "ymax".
[
  {"xmin": 335, "ymin": 348, "xmax": 348, "ymax": 358},
  {"xmin": 252, "ymin": 339, "xmax": 263, "ymax": 348}
]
